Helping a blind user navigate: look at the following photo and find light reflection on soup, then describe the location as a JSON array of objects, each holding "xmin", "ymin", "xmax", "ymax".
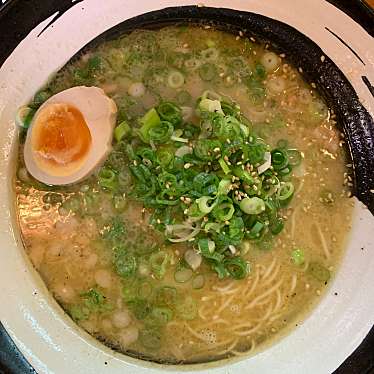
[{"xmin": 15, "ymin": 26, "xmax": 353, "ymax": 364}]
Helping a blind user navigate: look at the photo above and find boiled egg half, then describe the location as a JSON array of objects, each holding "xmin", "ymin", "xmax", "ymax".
[{"xmin": 23, "ymin": 86, "xmax": 117, "ymax": 185}]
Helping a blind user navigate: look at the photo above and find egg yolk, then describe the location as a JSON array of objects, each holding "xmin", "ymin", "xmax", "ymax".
[{"xmin": 32, "ymin": 103, "xmax": 92, "ymax": 172}]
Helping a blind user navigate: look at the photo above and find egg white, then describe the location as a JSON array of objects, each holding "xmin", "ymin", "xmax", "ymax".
[{"xmin": 24, "ymin": 86, "xmax": 117, "ymax": 185}]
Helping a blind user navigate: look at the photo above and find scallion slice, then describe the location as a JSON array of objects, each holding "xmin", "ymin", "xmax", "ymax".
[
  {"xmin": 114, "ymin": 120, "xmax": 131, "ymax": 142},
  {"xmin": 277, "ymin": 182, "xmax": 294, "ymax": 201},
  {"xmin": 199, "ymin": 62, "xmax": 217, "ymax": 81},
  {"xmin": 167, "ymin": 70, "xmax": 185, "ymax": 88},
  {"xmin": 240, "ymin": 197, "xmax": 265, "ymax": 215}
]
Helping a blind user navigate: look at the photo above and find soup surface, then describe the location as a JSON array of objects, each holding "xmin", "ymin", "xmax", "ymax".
[{"xmin": 15, "ymin": 26, "xmax": 353, "ymax": 364}]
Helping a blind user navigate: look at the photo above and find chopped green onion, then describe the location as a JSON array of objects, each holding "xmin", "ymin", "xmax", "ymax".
[
  {"xmin": 80, "ymin": 288, "xmax": 112, "ymax": 313},
  {"xmin": 193, "ymin": 172, "xmax": 219, "ymax": 195},
  {"xmin": 224, "ymin": 257, "xmax": 250, "ymax": 279},
  {"xmin": 198, "ymin": 238, "xmax": 216, "ymax": 254},
  {"xmin": 196, "ymin": 196, "xmax": 217, "ymax": 214},
  {"xmin": 167, "ymin": 70, "xmax": 185, "ymax": 88},
  {"xmin": 16, "ymin": 106, "xmax": 36, "ymax": 128},
  {"xmin": 291, "ymin": 248, "xmax": 305, "ymax": 266},
  {"xmin": 31, "ymin": 90, "xmax": 51, "ymax": 108},
  {"xmin": 309, "ymin": 262, "xmax": 330, "ymax": 282},
  {"xmin": 153, "ymin": 286, "xmax": 177, "ymax": 307},
  {"xmin": 239, "ymin": 123, "xmax": 250, "ymax": 138},
  {"xmin": 150, "ymin": 307, "xmax": 173, "ymax": 325},
  {"xmin": 278, "ymin": 165, "xmax": 293, "ymax": 177},
  {"xmin": 156, "ymin": 102, "xmax": 182, "ymax": 126},
  {"xmin": 198, "ymin": 98, "xmax": 224, "ymax": 115},
  {"xmin": 270, "ymin": 217, "xmax": 284, "ymax": 235},
  {"xmin": 194, "ymin": 139, "xmax": 221, "ymax": 161},
  {"xmin": 148, "ymin": 120, "xmax": 174, "ymax": 143},
  {"xmin": 149, "ymin": 251, "xmax": 170, "ymax": 279},
  {"xmin": 127, "ymin": 298, "xmax": 152, "ymax": 320},
  {"xmin": 138, "ymin": 108, "xmax": 161, "ymax": 143},
  {"xmin": 212, "ymin": 201, "xmax": 235, "ymax": 221},
  {"xmin": 218, "ymin": 158, "xmax": 231, "ymax": 174},
  {"xmin": 233, "ymin": 167, "xmax": 254, "ymax": 185},
  {"xmin": 217, "ymin": 179, "xmax": 231, "ymax": 195},
  {"xmin": 70, "ymin": 305, "xmax": 89, "ymax": 321},
  {"xmin": 255, "ymin": 62, "xmax": 267, "ymax": 78},
  {"xmin": 175, "ymin": 145, "xmax": 192, "ymax": 158},
  {"xmin": 156, "ymin": 147, "xmax": 174, "ymax": 167},
  {"xmin": 166, "ymin": 223, "xmax": 201, "ymax": 243},
  {"xmin": 199, "ymin": 62, "xmax": 217, "ymax": 81},
  {"xmin": 246, "ymin": 221, "xmax": 264, "ymax": 239},
  {"xmin": 98, "ymin": 167, "xmax": 117, "ymax": 191},
  {"xmin": 87, "ymin": 55, "xmax": 102, "ymax": 70},
  {"xmin": 122, "ymin": 282, "xmax": 137, "ymax": 302},
  {"xmin": 118, "ymin": 170, "xmax": 132, "ymax": 189},
  {"xmin": 204, "ymin": 222, "xmax": 224, "ymax": 233},
  {"xmin": 114, "ymin": 120, "xmax": 131, "ymax": 142},
  {"xmin": 111, "ymin": 94, "xmax": 302, "ymax": 281},
  {"xmin": 277, "ymin": 182, "xmax": 294, "ymax": 201},
  {"xmin": 112, "ymin": 246, "xmax": 137, "ymax": 278},
  {"xmin": 240, "ymin": 197, "xmax": 265, "ymax": 215},
  {"xmin": 73, "ymin": 68, "xmax": 90, "ymax": 85},
  {"xmin": 271, "ymin": 149, "xmax": 289, "ymax": 170},
  {"xmin": 171, "ymin": 131, "xmax": 189, "ymax": 143}
]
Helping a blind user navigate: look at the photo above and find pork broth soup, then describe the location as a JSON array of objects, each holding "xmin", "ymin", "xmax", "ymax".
[{"xmin": 15, "ymin": 26, "xmax": 353, "ymax": 364}]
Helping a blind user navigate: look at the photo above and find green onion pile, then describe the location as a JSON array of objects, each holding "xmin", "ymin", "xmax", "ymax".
[{"xmin": 100, "ymin": 91, "xmax": 302, "ymax": 280}]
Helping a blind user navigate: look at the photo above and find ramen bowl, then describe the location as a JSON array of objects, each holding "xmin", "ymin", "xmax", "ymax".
[{"xmin": 0, "ymin": 1, "xmax": 373, "ymax": 373}]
